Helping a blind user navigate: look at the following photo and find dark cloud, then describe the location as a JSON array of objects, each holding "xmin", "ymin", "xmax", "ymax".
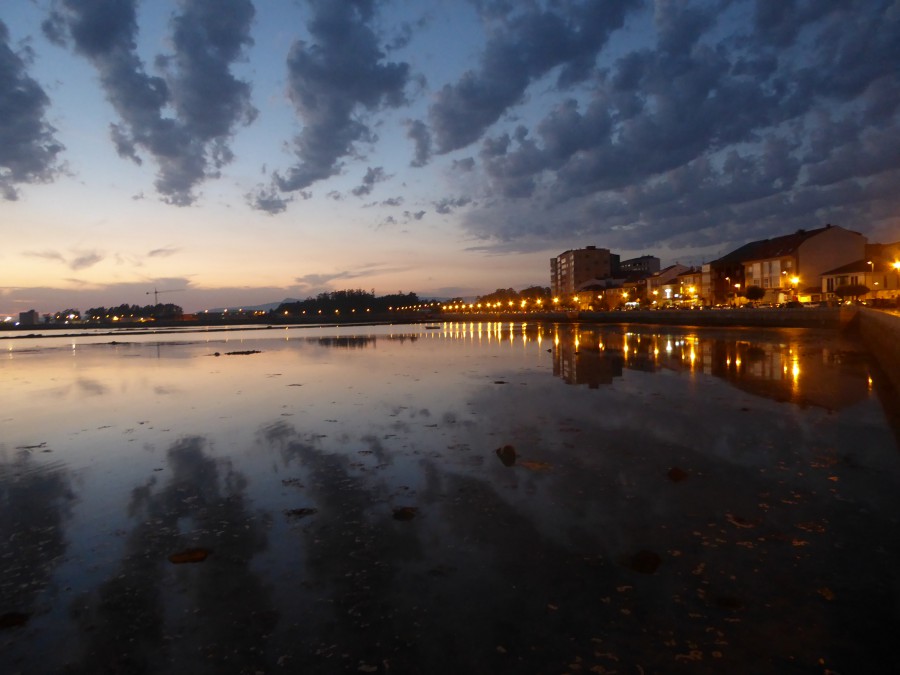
[
  {"xmin": 46, "ymin": 0, "xmax": 256, "ymax": 206},
  {"xmin": 0, "ymin": 20, "xmax": 65, "ymax": 200},
  {"xmin": 452, "ymin": 157, "xmax": 476, "ymax": 172},
  {"xmin": 405, "ymin": 119, "xmax": 431, "ymax": 167},
  {"xmin": 381, "ymin": 196, "xmax": 404, "ymax": 207},
  {"xmin": 458, "ymin": 1, "xmax": 900, "ymax": 255},
  {"xmin": 428, "ymin": 0, "xmax": 640, "ymax": 153},
  {"xmin": 351, "ymin": 166, "xmax": 390, "ymax": 197},
  {"xmin": 434, "ymin": 196, "xmax": 472, "ymax": 214},
  {"xmin": 247, "ymin": 187, "xmax": 294, "ymax": 215},
  {"xmin": 264, "ymin": 1, "xmax": 410, "ymax": 202},
  {"xmin": 404, "ymin": 210, "xmax": 426, "ymax": 221}
]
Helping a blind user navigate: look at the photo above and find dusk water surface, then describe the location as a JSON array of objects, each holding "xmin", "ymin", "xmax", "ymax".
[{"xmin": 2, "ymin": 322, "xmax": 899, "ymax": 673}]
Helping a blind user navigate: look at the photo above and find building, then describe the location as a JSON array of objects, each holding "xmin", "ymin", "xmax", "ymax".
[
  {"xmin": 821, "ymin": 244, "xmax": 900, "ymax": 302},
  {"xmin": 619, "ymin": 255, "xmax": 660, "ymax": 276},
  {"xmin": 550, "ymin": 246, "xmax": 619, "ymax": 297},
  {"xmin": 645, "ymin": 264, "xmax": 691, "ymax": 305},
  {"xmin": 710, "ymin": 224, "xmax": 866, "ymax": 304},
  {"xmin": 18, "ymin": 309, "xmax": 40, "ymax": 326}
]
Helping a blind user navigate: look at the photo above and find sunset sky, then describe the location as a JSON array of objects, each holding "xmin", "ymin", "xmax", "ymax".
[{"xmin": 2, "ymin": 0, "xmax": 898, "ymax": 314}]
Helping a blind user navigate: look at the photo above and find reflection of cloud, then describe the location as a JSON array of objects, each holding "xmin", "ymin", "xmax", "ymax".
[
  {"xmin": 77, "ymin": 378, "xmax": 108, "ymax": 396},
  {"xmin": 0, "ymin": 451, "xmax": 74, "ymax": 632},
  {"xmin": 68, "ymin": 436, "xmax": 274, "ymax": 673}
]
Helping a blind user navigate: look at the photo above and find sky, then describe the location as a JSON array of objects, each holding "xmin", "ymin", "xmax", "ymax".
[{"xmin": 1, "ymin": 0, "xmax": 899, "ymax": 315}]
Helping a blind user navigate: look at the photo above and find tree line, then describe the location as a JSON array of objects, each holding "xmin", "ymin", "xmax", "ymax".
[
  {"xmin": 275, "ymin": 290, "xmax": 421, "ymax": 315},
  {"xmin": 81, "ymin": 303, "xmax": 184, "ymax": 321}
]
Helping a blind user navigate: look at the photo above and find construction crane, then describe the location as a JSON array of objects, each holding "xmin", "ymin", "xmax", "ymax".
[{"xmin": 146, "ymin": 287, "xmax": 183, "ymax": 305}]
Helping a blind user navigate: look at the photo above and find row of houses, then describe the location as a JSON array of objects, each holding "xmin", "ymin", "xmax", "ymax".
[{"xmin": 551, "ymin": 225, "xmax": 900, "ymax": 308}]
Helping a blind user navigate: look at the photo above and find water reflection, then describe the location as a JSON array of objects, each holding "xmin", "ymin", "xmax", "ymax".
[
  {"xmin": 0, "ymin": 451, "xmax": 74, "ymax": 640},
  {"xmin": 437, "ymin": 322, "xmax": 874, "ymax": 412},
  {"xmin": 65, "ymin": 437, "xmax": 271, "ymax": 673},
  {"xmin": 317, "ymin": 336, "xmax": 377, "ymax": 349},
  {"xmin": 1, "ymin": 323, "xmax": 898, "ymax": 672}
]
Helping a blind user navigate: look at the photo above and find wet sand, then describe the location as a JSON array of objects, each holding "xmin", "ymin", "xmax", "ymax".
[{"xmin": 2, "ymin": 322, "xmax": 898, "ymax": 673}]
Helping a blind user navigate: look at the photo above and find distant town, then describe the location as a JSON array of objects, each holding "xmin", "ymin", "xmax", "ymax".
[{"xmin": 5, "ymin": 223, "xmax": 899, "ymax": 329}]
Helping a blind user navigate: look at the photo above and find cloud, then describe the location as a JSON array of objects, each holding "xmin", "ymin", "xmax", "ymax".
[
  {"xmin": 147, "ymin": 247, "xmax": 180, "ymax": 258},
  {"xmin": 294, "ymin": 263, "xmax": 410, "ymax": 290},
  {"xmin": 69, "ymin": 250, "xmax": 104, "ymax": 270},
  {"xmin": 405, "ymin": 119, "xmax": 431, "ymax": 167},
  {"xmin": 0, "ymin": 20, "xmax": 65, "ymax": 200},
  {"xmin": 24, "ymin": 248, "xmax": 103, "ymax": 270},
  {"xmin": 258, "ymin": 0, "xmax": 410, "ymax": 205},
  {"xmin": 456, "ymin": 1, "xmax": 900, "ymax": 256},
  {"xmin": 434, "ymin": 196, "xmax": 472, "ymax": 214},
  {"xmin": 427, "ymin": 0, "xmax": 640, "ymax": 154},
  {"xmin": 45, "ymin": 0, "xmax": 256, "ymax": 206},
  {"xmin": 247, "ymin": 187, "xmax": 294, "ymax": 214},
  {"xmin": 351, "ymin": 166, "xmax": 390, "ymax": 197},
  {"xmin": 24, "ymin": 249, "xmax": 66, "ymax": 263}
]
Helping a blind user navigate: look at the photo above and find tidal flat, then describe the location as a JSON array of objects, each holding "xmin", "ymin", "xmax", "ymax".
[{"xmin": 2, "ymin": 322, "xmax": 899, "ymax": 674}]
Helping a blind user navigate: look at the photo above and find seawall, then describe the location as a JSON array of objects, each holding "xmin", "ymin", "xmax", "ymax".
[
  {"xmin": 442, "ymin": 307, "xmax": 845, "ymax": 329},
  {"xmin": 855, "ymin": 308, "xmax": 900, "ymax": 392}
]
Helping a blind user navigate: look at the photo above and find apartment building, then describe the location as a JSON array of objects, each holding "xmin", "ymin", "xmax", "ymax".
[{"xmin": 550, "ymin": 246, "xmax": 619, "ymax": 297}]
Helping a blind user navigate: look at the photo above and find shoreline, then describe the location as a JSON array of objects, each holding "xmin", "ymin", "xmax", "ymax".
[{"xmin": 0, "ymin": 306, "xmax": 863, "ymax": 339}]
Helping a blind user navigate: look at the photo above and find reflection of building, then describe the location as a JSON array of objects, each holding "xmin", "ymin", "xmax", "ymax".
[
  {"xmin": 317, "ymin": 336, "xmax": 379, "ymax": 349},
  {"xmin": 551, "ymin": 246, "xmax": 619, "ymax": 297},
  {"xmin": 553, "ymin": 340, "xmax": 624, "ymax": 388},
  {"xmin": 548, "ymin": 325, "xmax": 871, "ymax": 411}
]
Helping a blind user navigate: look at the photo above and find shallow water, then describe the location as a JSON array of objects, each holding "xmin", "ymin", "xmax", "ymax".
[{"xmin": 2, "ymin": 322, "xmax": 898, "ymax": 673}]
